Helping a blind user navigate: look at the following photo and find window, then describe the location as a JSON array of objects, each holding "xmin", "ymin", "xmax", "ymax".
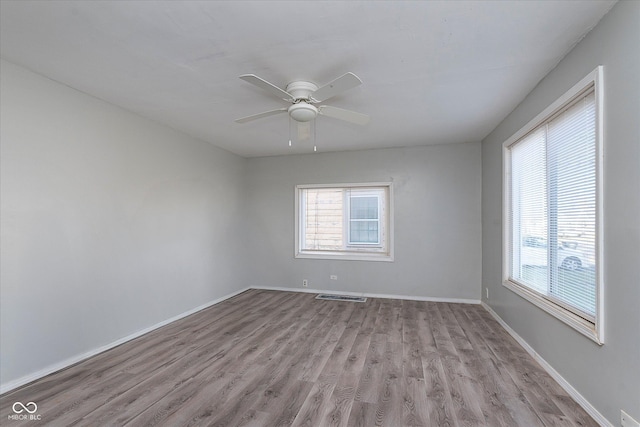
[
  {"xmin": 295, "ymin": 183, "xmax": 393, "ymax": 261},
  {"xmin": 348, "ymin": 192, "xmax": 381, "ymax": 245},
  {"xmin": 503, "ymin": 66, "xmax": 604, "ymax": 344}
]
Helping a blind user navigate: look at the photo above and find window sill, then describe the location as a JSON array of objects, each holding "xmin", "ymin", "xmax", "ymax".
[
  {"xmin": 295, "ymin": 250, "xmax": 393, "ymax": 262},
  {"xmin": 502, "ymin": 279, "xmax": 603, "ymax": 345}
]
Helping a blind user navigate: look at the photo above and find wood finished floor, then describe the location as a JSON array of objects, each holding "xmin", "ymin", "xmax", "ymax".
[{"xmin": 1, "ymin": 289, "xmax": 598, "ymax": 427}]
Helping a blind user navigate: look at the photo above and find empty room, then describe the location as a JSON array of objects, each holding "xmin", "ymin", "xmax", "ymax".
[{"xmin": 1, "ymin": 1, "xmax": 638, "ymax": 426}]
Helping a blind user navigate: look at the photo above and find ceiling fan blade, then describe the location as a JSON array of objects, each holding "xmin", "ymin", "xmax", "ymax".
[
  {"xmin": 318, "ymin": 105, "xmax": 370, "ymax": 125},
  {"xmin": 310, "ymin": 72, "xmax": 362, "ymax": 103},
  {"xmin": 235, "ymin": 108, "xmax": 288, "ymax": 123},
  {"xmin": 239, "ymin": 74, "xmax": 293, "ymax": 102}
]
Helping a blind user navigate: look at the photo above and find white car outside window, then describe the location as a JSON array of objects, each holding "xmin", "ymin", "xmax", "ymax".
[{"xmin": 520, "ymin": 236, "xmax": 587, "ymax": 271}]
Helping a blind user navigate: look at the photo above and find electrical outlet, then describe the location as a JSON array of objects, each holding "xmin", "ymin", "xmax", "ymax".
[
  {"xmin": 330, "ymin": 275, "xmax": 338, "ymax": 280},
  {"xmin": 302, "ymin": 279, "xmax": 308, "ymax": 287},
  {"xmin": 622, "ymin": 410, "xmax": 640, "ymax": 427}
]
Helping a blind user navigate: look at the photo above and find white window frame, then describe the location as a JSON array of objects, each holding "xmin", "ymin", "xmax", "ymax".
[
  {"xmin": 346, "ymin": 191, "xmax": 382, "ymax": 246},
  {"xmin": 295, "ymin": 183, "xmax": 394, "ymax": 262},
  {"xmin": 502, "ymin": 66, "xmax": 604, "ymax": 344}
]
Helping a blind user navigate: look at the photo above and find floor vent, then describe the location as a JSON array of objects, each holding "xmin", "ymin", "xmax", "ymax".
[{"xmin": 316, "ymin": 294, "xmax": 367, "ymax": 303}]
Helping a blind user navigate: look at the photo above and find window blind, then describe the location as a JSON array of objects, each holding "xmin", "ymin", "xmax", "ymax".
[{"xmin": 508, "ymin": 88, "xmax": 597, "ymax": 321}]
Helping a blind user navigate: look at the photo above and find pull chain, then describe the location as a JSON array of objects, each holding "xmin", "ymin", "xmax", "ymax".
[{"xmin": 313, "ymin": 118, "xmax": 317, "ymax": 152}]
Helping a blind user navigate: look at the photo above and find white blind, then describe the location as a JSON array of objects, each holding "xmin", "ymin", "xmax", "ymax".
[{"xmin": 508, "ymin": 88, "xmax": 597, "ymax": 321}]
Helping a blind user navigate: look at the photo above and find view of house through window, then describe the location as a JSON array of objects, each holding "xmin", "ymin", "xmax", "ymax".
[{"xmin": 296, "ymin": 184, "xmax": 392, "ymax": 260}]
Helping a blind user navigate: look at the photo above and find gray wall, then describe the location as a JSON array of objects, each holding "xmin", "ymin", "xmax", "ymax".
[
  {"xmin": 0, "ymin": 60, "xmax": 248, "ymax": 387},
  {"xmin": 481, "ymin": 1, "xmax": 640, "ymax": 424},
  {"xmin": 245, "ymin": 143, "xmax": 482, "ymax": 300}
]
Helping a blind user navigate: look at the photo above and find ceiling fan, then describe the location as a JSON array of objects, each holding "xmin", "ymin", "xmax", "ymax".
[{"xmin": 234, "ymin": 72, "xmax": 370, "ymax": 126}]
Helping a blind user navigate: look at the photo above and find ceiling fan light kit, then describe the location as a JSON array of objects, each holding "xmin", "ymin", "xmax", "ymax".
[
  {"xmin": 288, "ymin": 103, "xmax": 318, "ymax": 122},
  {"xmin": 235, "ymin": 72, "xmax": 369, "ymax": 150}
]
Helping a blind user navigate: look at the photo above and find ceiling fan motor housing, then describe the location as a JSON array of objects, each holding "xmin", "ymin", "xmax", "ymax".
[
  {"xmin": 285, "ymin": 81, "xmax": 318, "ymax": 100},
  {"xmin": 286, "ymin": 81, "xmax": 320, "ymax": 122}
]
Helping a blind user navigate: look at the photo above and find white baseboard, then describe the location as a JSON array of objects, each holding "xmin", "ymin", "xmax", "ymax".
[
  {"xmin": 0, "ymin": 287, "xmax": 250, "ymax": 395},
  {"xmin": 481, "ymin": 302, "xmax": 612, "ymax": 427},
  {"xmin": 250, "ymin": 285, "xmax": 481, "ymax": 305}
]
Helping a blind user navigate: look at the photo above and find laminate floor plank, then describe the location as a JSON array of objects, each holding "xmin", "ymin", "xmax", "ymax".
[
  {"xmin": 402, "ymin": 376, "xmax": 431, "ymax": 427},
  {"xmin": 319, "ymin": 331, "xmax": 373, "ymax": 427},
  {"xmin": 354, "ymin": 333, "xmax": 388, "ymax": 404},
  {"xmin": 290, "ymin": 381, "xmax": 336, "ymax": 427},
  {"xmin": 205, "ymin": 339, "xmax": 314, "ymax": 426},
  {"xmin": 373, "ymin": 341, "xmax": 404, "ymax": 426},
  {"xmin": 220, "ymin": 313, "xmax": 340, "ymax": 424},
  {"xmin": 423, "ymin": 352, "xmax": 458, "ymax": 427},
  {"xmin": 440, "ymin": 303, "xmax": 516, "ymax": 427},
  {"xmin": 261, "ymin": 380, "xmax": 314, "ymax": 427},
  {"xmin": 297, "ymin": 303, "xmax": 355, "ymax": 382},
  {"xmin": 359, "ymin": 298, "xmax": 382, "ymax": 334},
  {"xmin": 428, "ymin": 302, "xmax": 486, "ymax": 427},
  {"xmin": 402, "ymin": 301, "xmax": 425, "ymax": 380},
  {"xmin": 347, "ymin": 401, "xmax": 379, "ymax": 427},
  {"xmin": 446, "ymin": 304, "xmax": 525, "ymax": 427},
  {"xmin": 1, "ymin": 290, "xmax": 598, "ymax": 427},
  {"xmin": 373, "ymin": 299, "xmax": 403, "ymax": 344},
  {"xmin": 320, "ymin": 374, "xmax": 359, "ymax": 427},
  {"xmin": 317, "ymin": 321, "xmax": 362, "ymax": 384},
  {"xmin": 122, "ymin": 370, "xmax": 234, "ymax": 427},
  {"xmin": 415, "ymin": 301, "xmax": 458, "ymax": 427}
]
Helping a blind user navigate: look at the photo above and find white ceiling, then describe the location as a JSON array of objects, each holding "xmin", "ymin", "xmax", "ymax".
[{"xmin": 0, "ymin": 1, "xmax": 616, "ymax": 158}]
